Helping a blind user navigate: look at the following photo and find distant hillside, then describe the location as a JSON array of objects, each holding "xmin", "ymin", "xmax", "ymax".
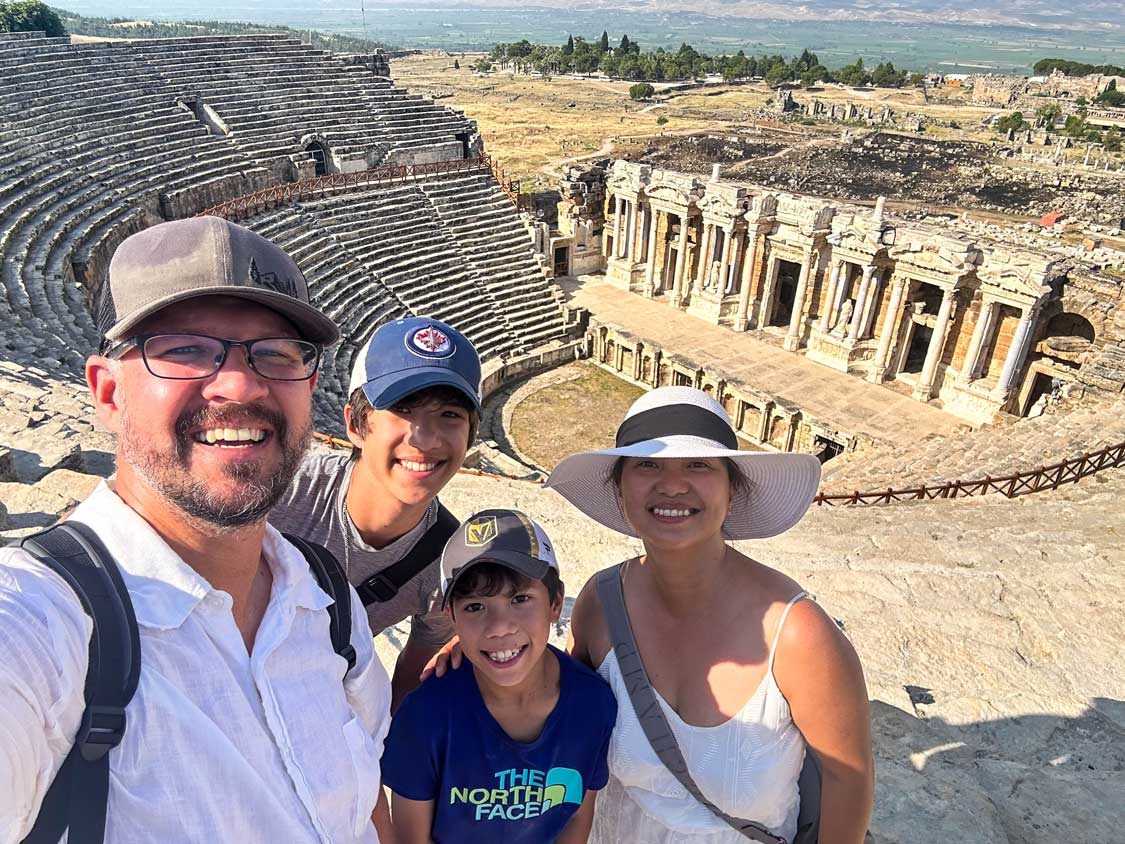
[
  {"xmin": 54, "ymin": 8, "xmax": 389, "ymax": 52},
  {"xmin": 362, "ymin": 0, "xmax": 1120, "ymax": 31}
]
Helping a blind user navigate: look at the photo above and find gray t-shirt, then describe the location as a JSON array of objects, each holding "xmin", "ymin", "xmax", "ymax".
[{"xmin": 269, "ymin": 452, "xmax": 452, "ymax": 646}]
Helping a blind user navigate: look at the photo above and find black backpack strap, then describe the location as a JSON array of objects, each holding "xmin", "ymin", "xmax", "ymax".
[
  {"xmin": 353, "ymin": 503, "xmax": 459, "ymax": 607},
  {"xmin": 595, "ymin": 564, "xmax": 789, "ymax": 844},
  {"xmin": 284, "ymin": 533, "xmax": 357, "ymax": 674},
  {"xmin": 18, "ymin": 522, "xmax": 140, "ymax": 844}
]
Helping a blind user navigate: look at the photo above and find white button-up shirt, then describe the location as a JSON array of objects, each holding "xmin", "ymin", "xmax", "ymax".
[{"xmin": 0, "ymin": 482, "xmax": 391, "ymax": 844}]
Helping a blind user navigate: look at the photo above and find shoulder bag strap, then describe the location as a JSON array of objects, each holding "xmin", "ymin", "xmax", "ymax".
[
  {"xmin": 284, "ymin": 533, "xmax": 357, "ymax": 674},
  {"xmin": 18, "ymin": 522, "xmax": 140, "ymax": 844},
  {"xmin": 595, "ymin": 565, "xmax": 787, "ymax": 844},
  {"xmin": 354, "ymin": 503, "xmax": 459, "ymax": 606}
]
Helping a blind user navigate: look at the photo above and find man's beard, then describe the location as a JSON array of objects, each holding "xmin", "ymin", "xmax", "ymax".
[{"xmin": 122, "ymin": 401, "xmax": 311, "ymax": 530}]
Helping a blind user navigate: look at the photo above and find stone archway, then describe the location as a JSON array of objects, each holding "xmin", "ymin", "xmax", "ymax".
[{"xmin": 1035, "ymin": 311, "xmax": 1096, "ymax": 371}]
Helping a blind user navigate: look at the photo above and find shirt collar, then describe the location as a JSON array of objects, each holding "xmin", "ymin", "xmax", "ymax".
[{"xmin": 70, "ymin": 482, "xmax": 332, "ymax": 629}]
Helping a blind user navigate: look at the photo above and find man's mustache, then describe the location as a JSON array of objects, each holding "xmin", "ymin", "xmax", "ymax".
[{"xmin": 173, "ymin": 404, "xmax": 289, "ymax": 460}]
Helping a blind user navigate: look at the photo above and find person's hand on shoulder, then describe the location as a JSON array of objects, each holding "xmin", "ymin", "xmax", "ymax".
[{"xmin": 419, "ymin": 635, "xmax": 462, "ymax": 681}]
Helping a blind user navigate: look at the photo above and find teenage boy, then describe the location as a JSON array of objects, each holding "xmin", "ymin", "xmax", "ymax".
[
  {"xmin": 270, "ymin": 316, "xmax": 480, "ymax": 708},
  {"xmin": 382, "ymin": 509, "xmax": 618, "ymax": 844}
]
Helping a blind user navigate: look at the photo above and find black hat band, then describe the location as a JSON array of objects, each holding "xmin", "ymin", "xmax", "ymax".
[{"xmin": 615, "ymin": 404, "xmax": 738, "ymax": 450}]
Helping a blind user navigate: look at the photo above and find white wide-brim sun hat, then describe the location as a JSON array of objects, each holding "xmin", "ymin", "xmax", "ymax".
[{"xmin": 544, "ymin": 386, "xmax": 822, "ymax": 540}]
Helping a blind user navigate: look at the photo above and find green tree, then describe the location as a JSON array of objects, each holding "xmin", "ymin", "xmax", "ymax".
[
  {"xmin": 1064, "ymin": 113, "xmax": 1088, "ymax": 138},
  {"xmin": 629, "ymin": 82, "xmax": 655, "ymax": 100},
  {"xmin": 452, "ymin": 59, "xmax": 460, "ymax": 70},
  {"xmin": 0, "ymin": 0, "xmax": 66, "ymax": 36},
  {"xmin": 1036, "ymin": 102, "xmax": 1062, "ymax": 125},
  {"xmin": 1104, "ymin": 127, "xmax": 1122, "ymax": 152},
  {"xmin": 598, "ymin": 29, "xmax": 609, "ymax": 54},
  {"xmin": 1096, "ymin": 80, "xmax": 1125, "ymax": 107},
  {"xmin": 995, "ymin": 111, "xmax": 1027, "ymax": 134},
  {"xmin": 764, "ymin": 61, "xmax": 790, "ymax": 88},
  {"xmin": 474, "ymin": 57, "xmax": 492, "ymax": 72},
  {"xmin": 837, "ymin": 58, "xmax": 869, "ymax": 87},
  {"xmin": 562, "ymin": 34, "xmax": 574, "ymax": 55}
]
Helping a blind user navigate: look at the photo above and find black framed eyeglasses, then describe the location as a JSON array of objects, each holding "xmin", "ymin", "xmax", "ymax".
[{"xmin": 106, "ymin": 333, "xmax": 322, "ymax": 381}]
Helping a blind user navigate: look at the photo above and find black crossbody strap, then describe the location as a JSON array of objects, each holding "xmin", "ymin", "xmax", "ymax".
[
  {"xmin": 19, "ymin": 522, "xmax": 141, "ymax": 844},
  {"xmin": 284, "ymin": 533, "xmax": 357, "ymax": 674},
  {"xmin": 354, "ymin": 503, "xmax": 459, "ymax": 606},
  {"xmin": 595, "ymin": 564, "xmax": 787, "ymax": 844}
]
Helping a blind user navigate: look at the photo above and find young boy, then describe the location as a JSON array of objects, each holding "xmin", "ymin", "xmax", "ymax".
[
  {"xmin": 382, "ymin": 509, "xmax": 618, "ymax": 844},
  {"xmin": 270, "ymin": 316, "xmax": 480, "ymax": 709}
]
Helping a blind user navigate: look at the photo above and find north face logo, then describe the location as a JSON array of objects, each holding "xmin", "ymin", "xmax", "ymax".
[{"xmin": 249, "ymin": 258, "xmax": 298, "ymax": 298}]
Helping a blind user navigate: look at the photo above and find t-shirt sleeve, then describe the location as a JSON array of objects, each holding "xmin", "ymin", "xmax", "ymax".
[
  {"xmin": 588, "ymin": 682, "xmax": 618, "ymax": 791},
  {"xmin": 380, "ymin": 686, "xmax": 441, "ymax": 801}
]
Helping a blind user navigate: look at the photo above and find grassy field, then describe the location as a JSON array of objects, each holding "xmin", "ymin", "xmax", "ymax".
[
  {"xmin": 393, "ymin": 55, "xmax": 755, "ymax": 183},
  {"xmin": 508, "ymin": 362, "xmax": 643, "ymax": 469},
  {"xmin": 392, "ymin": 55, "xmax": 1004, "ymax": 181}
]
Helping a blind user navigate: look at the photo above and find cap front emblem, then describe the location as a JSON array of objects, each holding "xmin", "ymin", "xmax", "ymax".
[
  {"xmin": 408, "ymin": 325, "xmax": 454, "ymax": 358},
  {"xmin": 465, "ymin": 516, "xmax": 498, "ymax": 547},
  {"xmin": 248, "ymin": 257, "xmax": 298, "ymax": 298}
]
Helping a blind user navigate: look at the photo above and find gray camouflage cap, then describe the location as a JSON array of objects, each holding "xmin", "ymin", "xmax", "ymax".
[{"xmin": 98, "ymin": 217, "xmax": 339, "ymax": 345}]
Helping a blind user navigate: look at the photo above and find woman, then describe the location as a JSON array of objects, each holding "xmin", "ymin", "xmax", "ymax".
[{"xmin": 546, "ymin": 386, "xmax": 873, "ymax": 844}]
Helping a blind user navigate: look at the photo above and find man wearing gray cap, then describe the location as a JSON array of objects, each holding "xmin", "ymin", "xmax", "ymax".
[{"xmin": 0, "ymin": 218, "xmax": 394, "ymax": 844}]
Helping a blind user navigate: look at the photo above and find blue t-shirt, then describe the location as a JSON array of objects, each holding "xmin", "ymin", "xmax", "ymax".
[{"xmin": 382, "ymin": 645, "xmax": 617, "ymax": 844}]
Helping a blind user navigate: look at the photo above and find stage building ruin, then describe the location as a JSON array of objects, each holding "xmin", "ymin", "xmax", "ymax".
[{"xmin": 559, "ymin": 160, "xmax": 1125, "ymax": 427}]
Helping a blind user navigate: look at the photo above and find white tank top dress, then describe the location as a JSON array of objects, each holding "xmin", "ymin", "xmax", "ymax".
[{"xmin": 591, "ymin": 592, "xmax": 808, "ymax": 844}]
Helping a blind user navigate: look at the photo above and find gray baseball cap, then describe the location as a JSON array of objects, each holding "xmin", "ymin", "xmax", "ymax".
[
  {"xmin": 440, "ymin": 509, "xmax": 560, "ymax": 608},
  {"xmin": 98, "ymin": 217, "xmax": 339, "ymax": 345}
]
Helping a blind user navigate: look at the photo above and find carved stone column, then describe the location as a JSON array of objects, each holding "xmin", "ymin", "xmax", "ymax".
[
  {"xmin": 847, "ymin": 264, "xmax": 877, "ymax": 342},
  {"xmin": 694, "ymin": 222, "xmax": 715, "ymax": 290},
  {"xmin": 870, "ymin": 276, "xmax": 908, "ymax": 381},
  {"xmin": 608, "ymin": 195, "xmax": 622, "ymax": 258},
  {"xmin": 726, "ymin": 229, "xmax": 745, "ymax": 295},
  {"xmin": 783, "ymin": 246, "xmax": 818, "ymax": 351},
  {"xmin": 991, "ymin": 307, "xmax": 1037, "ymax": 402},
  {"xmin": 756, "ymin": 255, "xmax": 781, "ymax": 328},
  {"xmin": 860, "ymin": 269, "xmax": 883, "ymax": 338},
  {"xmin": 734, "ymin": 230, "xmax": 761, "ymax": 330},
  {"xmin": 913, "ymin": 287, "xmax": 956, "ymax": 401},
  {"xmin": 818, "ymin": 260, "xmax": 843, "ymax": 333},
  {"xmin": 958, "ymin": 299, "xmax": 996, "ymax": 385},
  {"xmin": 644, "ymin": 209, "xmax": 660, "ymax": 296},
  {"xmin": 633, "ymin": 203, "xmax": 648, "ymax": 264},
  {"xmin": 625, "ymin": 200, "xmax": 637, "ymax": 259},
  {"xmin": 718, "ymin": 227, "xmax": 735, "ymax": 294},
  {"xmin": 671, "ymin": 214, "xmax": 690, "ymax": 307}
]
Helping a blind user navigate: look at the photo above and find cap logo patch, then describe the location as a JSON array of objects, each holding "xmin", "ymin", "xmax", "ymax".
[
  {"xmin": 248, "ymin": 257, "xmax": 298, "ymax": 298},
  {"xmin": 407, "ymin": 325, "xmax": 454, "ymax": 358},
  {"xmin": 465, "ymin": 516, "xmax": 498, "ymax": 547}
]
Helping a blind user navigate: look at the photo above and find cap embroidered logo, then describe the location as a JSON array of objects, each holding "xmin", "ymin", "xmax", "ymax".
[
  {"xmin": 465, "ymin": 516, "xmax": 498, "ymax": 547},
  {"xmin": 407, "ymin": 325, "xmax": 454, "ymax": 358},
  {"xmin": 248, "ymin": 257, "xmax": 298, "ymax": 298}
]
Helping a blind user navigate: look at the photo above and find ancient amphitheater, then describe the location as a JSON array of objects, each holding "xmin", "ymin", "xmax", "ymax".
[{"xmin": 1, "ymin": 30, "xmax": 1123, "ymax": 843}]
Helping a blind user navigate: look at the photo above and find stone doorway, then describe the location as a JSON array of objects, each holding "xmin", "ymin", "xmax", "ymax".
[
  {"xmin": 770, "ymin": 260, "xmax": 802, "ymax": 327},
  {"xmin": 305, "ymin": 141, "xmax": 329, "ymax": 176},
  {"xmin": 553, "ymin": 245, "xmax": 569, "ymax": 276},
  {"xmin": 1020, "ymin": 371, "xmax": 1059, "ymax": 417},
  {"xmin": 903, "ymin": 323, "xmax": 932, "ymax": 374}
]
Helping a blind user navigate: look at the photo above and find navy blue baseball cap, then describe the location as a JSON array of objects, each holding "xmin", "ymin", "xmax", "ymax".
[{"xmin": 348, "ymin": 316, "xmax": 482, "ymax": 411}]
